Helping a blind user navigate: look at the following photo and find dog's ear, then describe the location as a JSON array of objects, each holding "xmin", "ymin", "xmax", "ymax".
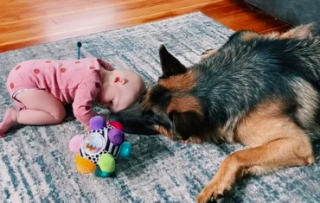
[
  {"xmin": 169, "ymin": 110, "xmax": 203, "ymax": 140},
  {"xmin": 159, "ymin": 45, "xmax": 187, "ymax": 78}
]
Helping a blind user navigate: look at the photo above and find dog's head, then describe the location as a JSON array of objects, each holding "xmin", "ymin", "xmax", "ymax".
[{"xmin": 112, "ymin": 45, "xmax": 207, "ymax": 141}]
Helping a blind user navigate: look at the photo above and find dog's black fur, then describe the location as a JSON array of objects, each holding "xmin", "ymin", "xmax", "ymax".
[
  {"xmin": 111, "ymin": 28, "xmax": 320, "ymax": 142},
  {"xmin": 110, "ymin": 25, "xmax": 320, "ymax": 202}
]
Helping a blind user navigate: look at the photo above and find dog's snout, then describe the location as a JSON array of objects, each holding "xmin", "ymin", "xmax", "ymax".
[{"xmin": 141, "ymin": 110, "xmax": 153, "ymax": 118}]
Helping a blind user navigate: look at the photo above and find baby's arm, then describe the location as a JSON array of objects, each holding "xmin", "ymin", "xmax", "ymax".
[{"xmin": 72, "ymin": 82, "xmax": 100, "ymax": 126}]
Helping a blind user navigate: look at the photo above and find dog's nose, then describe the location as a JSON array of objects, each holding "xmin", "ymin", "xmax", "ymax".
[{"xmin": 141, "ymin": 110, "xmax": 154, "ymax": 119}]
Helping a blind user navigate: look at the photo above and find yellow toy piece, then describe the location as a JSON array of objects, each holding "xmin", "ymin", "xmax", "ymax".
[{"xmin": 75, "ymin": 154, "xmax": 96, "ymax": 174}]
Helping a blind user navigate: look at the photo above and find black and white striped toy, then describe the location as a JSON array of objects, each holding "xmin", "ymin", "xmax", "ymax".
[{"xmin": 69, "ymin": 116, "xmax": 132, "ymax": 177}]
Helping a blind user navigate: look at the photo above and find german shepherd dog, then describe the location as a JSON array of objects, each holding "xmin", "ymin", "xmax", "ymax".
[{"xmin": 110, "ymin": 23, "xmax": 320, "ymax": 202}]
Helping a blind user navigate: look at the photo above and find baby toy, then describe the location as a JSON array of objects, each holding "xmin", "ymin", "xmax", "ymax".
[{"xmin": 69, "ymin": 116, "xmax": 131, "ymax": 178}]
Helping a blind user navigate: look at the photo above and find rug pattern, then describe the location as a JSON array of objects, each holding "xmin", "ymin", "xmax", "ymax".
[{"xmin": 1, "ymin": 12, "xmax": 320, "ymax": 203}]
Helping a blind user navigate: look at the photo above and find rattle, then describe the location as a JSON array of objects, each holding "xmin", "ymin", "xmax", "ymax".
[{"xmin": 69, "ymin": 116, "xmax": 131, "ymax": 177}]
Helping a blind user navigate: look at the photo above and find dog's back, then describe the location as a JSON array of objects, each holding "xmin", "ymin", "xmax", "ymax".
[{"xmin": 193, "ymin": 34, "xmax": 320, "ymax": 142}]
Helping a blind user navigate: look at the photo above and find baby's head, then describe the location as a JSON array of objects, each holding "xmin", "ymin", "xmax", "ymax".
[{"xmin": 99, "ymin": 69, "xmax": 145, "ymax": 112}]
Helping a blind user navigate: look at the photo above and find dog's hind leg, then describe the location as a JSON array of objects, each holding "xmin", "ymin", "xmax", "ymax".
[
  {"xmin": 277, "ymin": 22, "xmax": 316, "ymax": 39},
  {"xmin": 196, "ymin": 100, "xmax": 315, "ymax": 203},
  {"xmin": 236, "ymin": 23, "xmax": 316, "ymax": 42},
  {"xmin": 200, "ymin": 22, "xmax": 317, "ymax": 61}
]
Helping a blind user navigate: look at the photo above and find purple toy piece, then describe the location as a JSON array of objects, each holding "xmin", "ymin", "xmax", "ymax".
[
  {"xmin": 108, "ymin": 129, "xmax": 124, "ymax": 146},
  {"xmin": 90, "ymin": 116, "xmax": 106, "ymax": 131}
]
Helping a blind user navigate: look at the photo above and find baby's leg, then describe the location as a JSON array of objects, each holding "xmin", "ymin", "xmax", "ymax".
[
  {"xmin": 0, "ymin": 90, "xmax": 66, "ymax": 137},
  {"xmin": 0, "ymin": 109, "xmax": 18, "ymax": 137}
]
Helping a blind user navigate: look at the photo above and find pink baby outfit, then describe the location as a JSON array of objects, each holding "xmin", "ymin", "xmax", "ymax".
[{"xmin": 6, "ymin": 58, "xmax": 113, "ymax": 125}]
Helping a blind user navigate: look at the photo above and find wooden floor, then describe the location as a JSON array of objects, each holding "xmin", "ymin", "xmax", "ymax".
[{"xmin": 0, "ymin": 0, "xmax": 290, "ymax": 53}]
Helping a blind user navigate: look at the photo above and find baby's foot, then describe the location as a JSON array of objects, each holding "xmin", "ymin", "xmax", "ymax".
[{"xmin": 0, "ymin": 108, "xmax": 18, "ymax": 137}]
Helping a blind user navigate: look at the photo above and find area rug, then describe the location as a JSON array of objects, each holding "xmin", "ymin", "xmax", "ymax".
[{"xmin": 1, "ymin": 12, "xmax": 320, "ymax": 203}]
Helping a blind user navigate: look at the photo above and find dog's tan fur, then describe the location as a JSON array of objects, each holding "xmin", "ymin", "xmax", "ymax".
[
  {"xmin": 167, "ymin": 95, "xmax": 202, "ymax": 115},
  {"xmin": 154, "ymin": 124, "xmax": 203, "ymax": 143},
  {"xmin": 197, "ymin": 98, "xmax": 315, "ymax": 202},
  {"xmin": 200, "ymin": 23, "xmax": 316, "ymax": 60},
  {"xmin": 154, "ymin": 124, "xmax": 174, "ymax": 139},
  {"xmin": 159, "ymin": 70, "xmax": 196, "ymax": 91},
  {"xmin": 166, "ymin": 24, "xmax": 318, "ymax": 202},
  {"xmin": 195, "ymin": 24, "xmax": 318, "ymax": 203}
]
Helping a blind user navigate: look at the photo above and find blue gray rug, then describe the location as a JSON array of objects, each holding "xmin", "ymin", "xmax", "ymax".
[{"xmin": 1, "ymin": 12, "xmax": 320, "ymax": 203}]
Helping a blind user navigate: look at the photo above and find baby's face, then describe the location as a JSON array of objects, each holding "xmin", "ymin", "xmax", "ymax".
[
  {"xmin": 104, "ymin": 86, "xmax": 138, "ymax": 112},
  {"xmin": 99, "ymin": 69, "xmax": 145, "ymax": 112}
]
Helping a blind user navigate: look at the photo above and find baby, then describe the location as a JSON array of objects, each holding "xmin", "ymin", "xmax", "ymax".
[{"xmin": 0, "ymin": 57, "xmax": 146, "ymax": 137}]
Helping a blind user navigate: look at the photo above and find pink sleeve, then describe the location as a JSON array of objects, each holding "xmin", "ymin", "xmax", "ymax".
[{"xmin": 72, "ymin": 81, "xmax": 100, "ymax": 126}]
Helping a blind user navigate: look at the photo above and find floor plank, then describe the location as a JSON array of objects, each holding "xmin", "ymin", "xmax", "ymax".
[{"xmin": 0, "ymin": 0, "xmax": 289, "ymax": 52}]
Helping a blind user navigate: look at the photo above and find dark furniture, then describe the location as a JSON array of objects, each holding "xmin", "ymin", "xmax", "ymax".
[{"xmin": 245, "ymin": 0, "xmax": 320, "ymax": 28}]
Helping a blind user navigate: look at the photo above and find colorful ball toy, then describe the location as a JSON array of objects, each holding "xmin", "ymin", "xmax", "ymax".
[{"xmin": 69, "ymin": 116, "xmax": 131, "ymax": 177}]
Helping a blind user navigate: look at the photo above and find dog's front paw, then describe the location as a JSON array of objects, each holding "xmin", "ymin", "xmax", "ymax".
[{"xmin": 196, "ymin": 181, "xmax": 229, "ymax": 203}]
